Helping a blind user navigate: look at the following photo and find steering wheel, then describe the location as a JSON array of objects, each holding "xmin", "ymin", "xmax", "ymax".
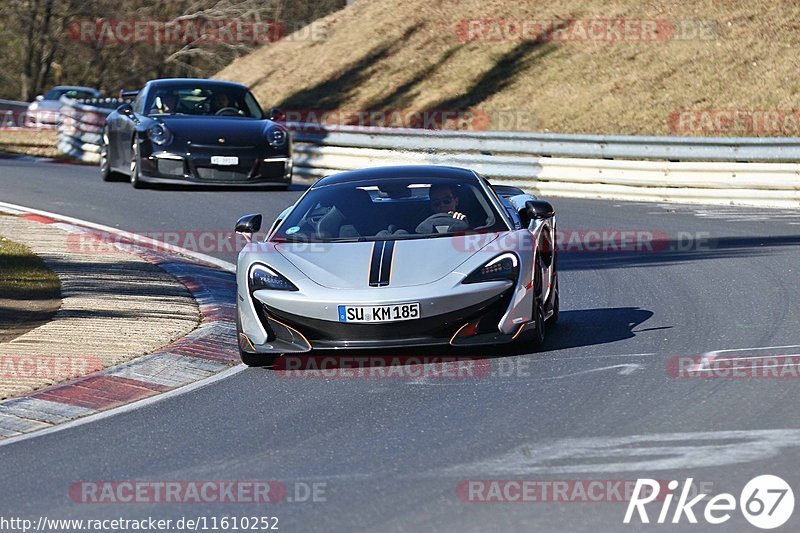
[
  {"xmin": 215, "ymin": 107, "xmax": 240, "ymax": 116},
  {"xmin": 415, "ymin": 212, "xmax": 469, "ymax": 234}
]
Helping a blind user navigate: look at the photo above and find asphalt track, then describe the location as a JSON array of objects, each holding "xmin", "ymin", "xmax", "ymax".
[{"xmin": 1, "ymin": 158, "xmax": 800, "ymax": 531}]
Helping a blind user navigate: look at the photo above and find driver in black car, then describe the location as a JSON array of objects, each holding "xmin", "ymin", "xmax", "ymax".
[
  {"xmin": 429, "ymin": 184, "xmax": 468, "ymax": 223},
  {"xmin": 211, "ymin": 92, "xmax": 234, "ymax": 114}
]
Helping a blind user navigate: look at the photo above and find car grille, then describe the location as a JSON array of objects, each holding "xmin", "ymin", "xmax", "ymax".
[
  {"xmin": 195, "ymin": 167, "xmax": 250, "ymax": 182},
  {"xmin": 157, "ymin": 159, "xmax": 184, "ymax": 176},
  {"xmin": 258, "ymin": 160, "xmax": 288, "ymax": 177},
  {"xmin": 261, "ymin": 289, "xmax": 512, "ymax": 344}
]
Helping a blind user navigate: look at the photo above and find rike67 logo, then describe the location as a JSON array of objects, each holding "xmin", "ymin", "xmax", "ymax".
[{"xmin": 624, "ymin": 476, "xmax": 794, "ymax": 529}]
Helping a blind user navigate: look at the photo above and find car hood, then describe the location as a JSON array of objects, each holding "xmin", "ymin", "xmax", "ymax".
[
  {"xmin": 276, "ymin": 234, "xmax": 502, "ymax": 289},
  {"xmin": 30, "ymin": 100, "xmax": 61, "ymax": 110},
  {"xmin": 156, "ymin": 116, "xmax": 276, "ymax": 145}
]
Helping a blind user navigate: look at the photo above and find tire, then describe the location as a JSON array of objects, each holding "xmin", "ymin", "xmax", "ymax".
[
  {"xmin": 528, "ymin": 259, "xmax": 546, "ymax": 344},
  {"xmin": 100, "ymin": 142, "xmax": 124, "ymax": 182},
  {"xmin": 130, "ymin": 141, "xmax": 145, "ymax": 189},
  {"xmin": 529, "ymin": 295, "xmax": 546, "ymax": 345},
  {"xmin": 100, "ymin": 127, "xmax": 125, "ymax": 182},
  {"xmin": 548, "ymin": 276, "xmax": 560, "ymax": 324}
]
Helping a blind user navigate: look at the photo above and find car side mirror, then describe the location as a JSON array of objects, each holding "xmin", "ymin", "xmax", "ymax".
[
  {"xmin": 518, "ymin": 200, "xmax": 555, "ymax": 228},
  {"xmin": 235, "ymin": 214, "xmax": 263, "ymax": 234},
  {"xmin": 35, "ymin": 95, "xmax": 44, "ymax": 101},
  {"xmin": 268, "ymin": 107, "xmax": 284, "ymax": 121},
  {"xmin": 117, "ymin": 103, "xmax": 134, "ymax": 117}
]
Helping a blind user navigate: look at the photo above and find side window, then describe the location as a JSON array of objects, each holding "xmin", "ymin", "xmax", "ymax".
[{"xmin": 132, "ymin": 92, "xmax": 145, "ymax": 114}]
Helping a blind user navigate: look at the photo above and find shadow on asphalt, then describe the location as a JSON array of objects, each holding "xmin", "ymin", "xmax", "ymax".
[
  {"xmin": 559, "ymin": 235, "xmax": 800, "ymax": 270},
  {"xmin": 251, "ymin": 307, "xmax": 654, "ymax": 371},
  {"xmin": 117, "ymin": 183, "xmax": 310, "ymax": 193}
]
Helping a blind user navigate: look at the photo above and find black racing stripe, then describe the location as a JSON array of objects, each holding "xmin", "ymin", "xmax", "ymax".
[
  {"xmin": 369, "ymin": 241, "xmax": 385, "ymax": 287},
  {"xmin": 378, "ymin": 240, "xmax": 395, "ymax": 287}
]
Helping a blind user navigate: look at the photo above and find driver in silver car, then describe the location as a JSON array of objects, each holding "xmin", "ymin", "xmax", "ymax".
[
  {"xmin": 429, "ymin": 184, "xmax": 468, "ymax": 222},
  {"xmin": 414, "ymin": 184, "xmax": 470, "ymax": 234}
]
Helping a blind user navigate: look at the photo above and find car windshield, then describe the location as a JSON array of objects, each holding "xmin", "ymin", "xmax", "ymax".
[
  {"xmin": 144, "ymin": 84, "xmax": 263, "ymax": 118},
  {"xmin": 272, "ymin": 177, "xmax": 508, "ymax": 243},
  {"xmin": 44, "ymin": 88, "xmax": 96, "ymax": 100}
]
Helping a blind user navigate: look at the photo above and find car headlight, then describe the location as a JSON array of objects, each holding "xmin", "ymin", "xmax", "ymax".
[
  {"xmin": 147, "ymin": 124, "xmax": 172, "ymax": 146},
  {"xmin": 463, "ymin": 253, "xmax": 519, "ymax": 284},
  {"xmin": 267, "ymin": 126, "xmax": 289, "ymax": 149},
  {"xmin": 28, "ymin": 102, "xmax": 39, "ymax": 111},
  {"xmin": 249, "ymin": 263, "xmax": 298, "ymax": 292}
]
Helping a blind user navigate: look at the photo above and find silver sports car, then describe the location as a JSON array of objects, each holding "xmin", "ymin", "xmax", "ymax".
[{"xmin": 235, "ymin": 165, "xmax": 558, "ymax": 366}]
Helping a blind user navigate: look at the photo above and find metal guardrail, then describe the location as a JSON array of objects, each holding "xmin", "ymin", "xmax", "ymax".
[
  {"xmin": 0, "ymin": 99, "xmax": 30, "ymax": 128},
  {"xmin": 290, "ymin": 124, "xmax": 800, "ymax": 163},
  {"xmin": 56, "ymin": 97, "xmax": 130, "ymax": 163},
  {"xmin": 52, "ymin": 102, "xmax": 800, "ymax": 207},
  {"xmin": 288, "ymin": 124, "xmax": 800, "ymax": 207}
]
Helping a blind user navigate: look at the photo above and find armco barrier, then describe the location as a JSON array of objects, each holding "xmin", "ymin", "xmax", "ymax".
[
  {"xmin": 0, "ymin": 99, "xmax": 30, "ymax": 128},
  {"xmin": 289, "ymin": 124, "xmax": 800, "ymax": 208},
  {"xmin": 57, "ymin": 97, "xmax": 128, "ymax": 163},
  {"xmin": 53, "ymin": 102, "xmax": 800, "ymax": 207}
]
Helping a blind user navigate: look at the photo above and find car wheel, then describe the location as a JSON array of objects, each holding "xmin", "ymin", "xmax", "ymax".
[
  {"xmin": 530, "ymin": 295, "xmax": 546, "ymax": 345},
  {"xmin": 100, "ymin": 141, "xmax": 123, "ymax": 182},
  {"xmin": 548, "ymin": 276, "xmax": 559, "ymax": 324},
  {"xmin": 529, "ymin": 260, "xmax": 546, "ymax": 344},
  {"xmin": 130, "ymin": 141, "xmax": 145, "ymax": 189}
]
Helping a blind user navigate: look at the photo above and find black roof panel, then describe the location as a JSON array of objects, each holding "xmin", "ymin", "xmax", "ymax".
[{"xmin": 312, "ymin": 165, "xmax": 480, "ymax": 188}]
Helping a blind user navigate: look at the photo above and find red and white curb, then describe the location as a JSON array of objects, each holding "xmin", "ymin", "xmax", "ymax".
[{"xmin": 0, "ymin": 203, "xmax": 241, "ymax": 442}]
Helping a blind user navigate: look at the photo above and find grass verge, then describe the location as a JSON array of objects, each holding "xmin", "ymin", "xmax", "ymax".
[{"xmin": 0, "ymin": 236, "xmax": 61, "ymax": 343}]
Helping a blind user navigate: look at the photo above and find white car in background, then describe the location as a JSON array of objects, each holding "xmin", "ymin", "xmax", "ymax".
[{"xmin": 25, "ymin": 86, "xmax": 100, "ymax": 128}]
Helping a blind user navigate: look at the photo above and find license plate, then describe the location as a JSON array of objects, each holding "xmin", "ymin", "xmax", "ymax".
[
  {"xmin": 338, "ymin": 303, "xmax": 420, "ymax": 323},
  {"xmin": 211, "ymin": 156, "xmax": 238, "ymax": 166}
]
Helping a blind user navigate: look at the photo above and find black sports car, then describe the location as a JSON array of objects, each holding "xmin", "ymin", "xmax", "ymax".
[{"xmin": 100, "ymin": 78, "xmax": 292, "ymax": 188}]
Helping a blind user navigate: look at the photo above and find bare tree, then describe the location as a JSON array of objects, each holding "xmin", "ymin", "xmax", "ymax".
[{"xmin": 0, "ymin": 0, "xmax": 347, "ymax": 100}]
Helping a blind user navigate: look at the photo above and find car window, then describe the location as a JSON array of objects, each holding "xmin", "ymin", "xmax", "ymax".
[
  {"xmin": 272, "ymin": 177, "xmax": 507, "ymax": 243},
  {"xmin": 144, "ymin": 85, "xmax": 263, "ymax": 118},
  {"xmin": 132, "ymin": 91, "xmax": 145, "ymax": 114},
  {"xmin": 44, "ymin": 89, "xmax": 96, "ymax": 100}
]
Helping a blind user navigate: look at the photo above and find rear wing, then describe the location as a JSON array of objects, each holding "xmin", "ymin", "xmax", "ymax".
[{"xmin": 119, "ymin": 90, "xmax": 139, "ymax": 99}]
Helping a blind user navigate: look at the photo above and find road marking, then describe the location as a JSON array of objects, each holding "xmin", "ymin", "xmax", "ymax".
[
  {"xmin": 543, "ymin": 363, "xmax": 643, "ymax": 379},
  {"xmin": 656, "ymin": 204, "xmax": 800, "ymax": 224},
  {"xmin": 692, "ymin": 344, "xmax": 800, "ymax": 372},
  {"xmin": 407, "ymin": 359, "xmax": 647, "ymax": 386},
  {"xmin": 441, "ymin": 429, "xmax": 800, "ymax": 475}
]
